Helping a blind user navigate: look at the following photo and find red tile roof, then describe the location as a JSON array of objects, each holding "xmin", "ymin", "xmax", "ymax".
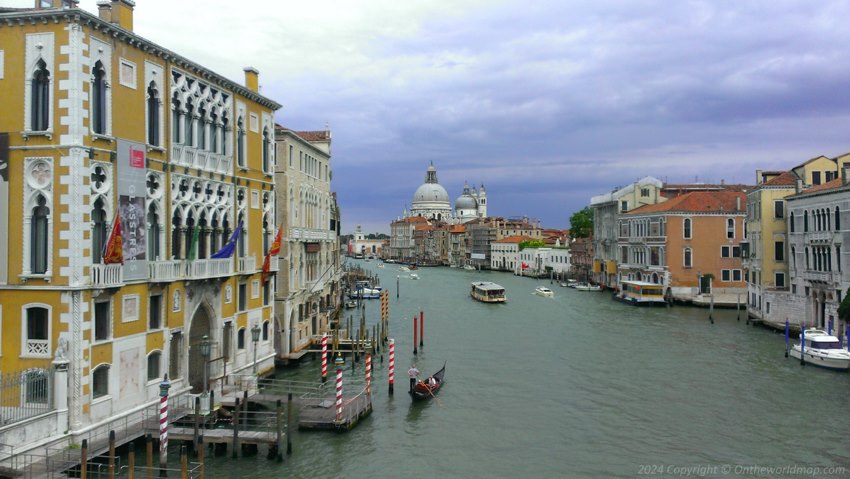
[
  {"xmin": 801, "ymin": 178, "xmax": 843, "ymax": 195},
  {"xmin": 294, "ymin": 131, "xmax": 330, "ymax": 142},
  {"xmin": 450, "ymin": 225, "xmax": 465, "ymax": 233},
  {"xmin": 493, "ymin": 235, "xmax": 534, "ymax": 244},
  {"xmin": 628, "ymin": 191, "xmax": 746, "ymax": 215},
  {"xmin": 762, "ymin": 171, "xmax": 797, "ymax": 186}
]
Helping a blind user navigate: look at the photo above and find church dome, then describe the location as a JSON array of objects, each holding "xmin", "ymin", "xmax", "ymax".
[
  {"xmin": 413, "ymin": 183, "xmax": 450, "ymax": 204},
  {"xmin": 455, "ymin": 193, "xmax": 477, "ymax": 210}
]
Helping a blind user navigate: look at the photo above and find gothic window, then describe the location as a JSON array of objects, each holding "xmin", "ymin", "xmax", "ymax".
[
  {"xmin": 683, "ymin": 247, "xmax": 693, "ymax": 268},
  {"xmin": 210, "ymin": 111, "xmax": 218, "ymax": 153},
  {"xmin": 237, "ymin": 211, "xmax": 246, "ymax": 257},
  {"xmin": 31, "ymin": 59, "xmax": 50, "ymax": 131},
  {"xmin": 91, "ymin": 197, "xmax": 108, "ymax": 264},
  {"xmin": 237, "ymin": 327, "xmax": 246, "ymax": 349},
  {"xmin": 171, "ymin": 212, "xmax": 182, "ymax": 259},
  {"xmin": 91, "ymin": 60, "xmax": 107, "ymax": 135},
  {"xmin": 185, "ymin": 102, "xmax": 195, "ymax": 147},
  {"xmin": 171, "ymin": 93, "xmax": 182, "ymax": 144},
  {"xmin": 683, "ymin": 218, "xmax": 692, "ymax": 239},
  {"xmin": 31, "ymin": 195, "xmax": 50, "ymax": 274},
  {"xmin": 147, "ymin": 204, "xmax": 161, "ymax": 261},
  {"xmin": 92, "ymin": 364, "xmax": 110, "ymax": 399},
  {"xmin": 726, "ymin": 218, "xmax": 735, "ymax": 239},
  {"xmin": 237, "ymin": 117, "xmax": 245, "ymax": 168},
  {"xmin": 262, "ymin": 127, "xmax": 270, "ymax": 173},
  {"xmin": 147, "ymin": 82, "xmax": 160, "ymax": 146},
  {"xmin": 836, "ymin": 206, "xmax": 841, "ymax": 231}
]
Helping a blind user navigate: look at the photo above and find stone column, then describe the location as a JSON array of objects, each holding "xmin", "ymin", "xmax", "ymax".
[{"xmin": 53, "ymin": 356, "xmax": 70, "ymax": 431}]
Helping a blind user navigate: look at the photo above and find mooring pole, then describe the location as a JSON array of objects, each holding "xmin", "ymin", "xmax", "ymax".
[
  {"xmin": 80, "ymin": 439, "xmax": 88, "ymax": 479},
  {"xmin": 800, "ymin": 327, "xmax": 806, "ymax": 366},
  {"xmin": 388, "ymin": 338, "xmax": 395, "ymax": 395},
  {"xmin": 736, "ymin": 293, "xmax": 741, "ymax": 321},
  {"xmin": 287, "ymin": 393, "xmax": 294, "ymax": 454},
  {"xmin": 419, "ymin": 310, "xmax": 424, "ymax": 348},
  {"xmin": 158, "ymin": 375, "xmax": 171, "ymax": 478},
  {"xmin": 108, "ymin": 430, "xmax": 116, "ymax": 479},
  {"xmin": 709, "ymin": 294, "xmax": 714, "ymax": 324},
  {"xmin": 335, "ymin": 354, "xmax": 345, "ymax": 423},
  {"xmin": 128, "ymin": 441, "xmax": 136, "ymax": 479},
  {"xmin": 397, "ymin": 275, "xmax": 400, "ymax": 299},
  {"xmin": 321, "ymin": 333, "xmax": 328, "ymax": 383},
  {"xmin": 785, "ymin": 319, "xmax": 790, "ymax": 358}
]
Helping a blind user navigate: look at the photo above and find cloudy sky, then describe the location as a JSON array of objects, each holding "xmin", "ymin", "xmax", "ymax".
[{"xmin": 13, "ymin": 0, "xmax": 850, "ymax": 232}]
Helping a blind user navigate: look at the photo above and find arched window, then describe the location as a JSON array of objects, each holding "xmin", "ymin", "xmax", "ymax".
[
  {"xmin": 147, "ymin": 204, "xmax": 161, "ymax": 261},
  {"xmin": 91, "ymin": 197, "xmax": 108, "ymax": 264},
  {"xmin": 31, "ymin": 59, "xmax": 50, "ymax": 131},
  {"xmin": 237, "ymin": 117, "xmax": 245, "ymax": 167},
  {"xmin": 262, "ymin": 127, "xmax": 270, "ymax": 173},
  {"xmin": 92, "ymin": 364, "xmax": 110, "ymax": 399},
  {"xmin": 237, "ymin": 328, "xmax": 246, "ymax": 349},
  {"xmin": 805, "ymin": 247, "xmax": 810, "ymax": 269},
  {"xmin": 836, "ymin": 206, "xmax": 841, "ymax": 231},
  {"xmin": 31, "ymin": 195, "xmax": 50, "ymax": 274},
  {"xmin": 683, "ymin": 247, "xmax": 692, "ymax": 268},
  {"xmin": 262, "ymin": 321, "xmax": 269, "ymax": 341},
  {"xmin": 91, "ymin": 61, "xmax": 107, "ymax": 135},
  {"xmin": 147, "ymin": 351, "xmax": 162, "ymax": 381},
  {"xmin": 185, "ymin": 102, "xmax": 195, "ymax": 147},
  {"xmin": 184, "ymin": 214, "xmax": 196, "ymax": 260},
  {"xmin": 197, "ymin": 104, "xmax": 207, "ymax": 150},
  {"xmin": 790, "ymin": 212, "xmax": 795, "ymax": 233},
  {"xmin": 147, "ymin": 82, "xmax": 160, "ymax": 146},
  {"xmin": 804, "ymin": 211, "xmax": 809, "ymax": 232},
  {"xmin": 171, "ymin": 212, "xmax": 182, "ymax": 259},
  {"xmin": 171, "ymin": 93, "xmax": 182, "ymax": 144},
  {"xmin": 210, "ymin": 111, "xmax": 218, "ymax": 153},
  {"xmin": 726, "ymin": 218, "xmax": 735, "ymax": 239},
  {"xmin": 237, "ymin": 211, "xmax": 247, "ymax": 257},
  {"xmin": 221, "ymin": 114, "xmax": 229, "ymax": 155},
  {"xmin": 683, "ymin": 218, "xmax": 692, "ymax": 239},
  {"xmin": 25, "ymin": 306, "xmax": 49, "ymax": 356}
]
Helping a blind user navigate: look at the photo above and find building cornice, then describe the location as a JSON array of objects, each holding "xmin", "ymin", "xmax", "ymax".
[{"xmin": 0, "ymin": 8, "xmax": 282, "ymax": 111}]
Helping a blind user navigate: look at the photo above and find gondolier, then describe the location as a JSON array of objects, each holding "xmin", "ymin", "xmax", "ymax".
[{"xmin": 408, "ymin": 364, "xmax": 420, "ymax": 392}]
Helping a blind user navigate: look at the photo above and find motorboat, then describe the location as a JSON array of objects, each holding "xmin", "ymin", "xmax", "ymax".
[
  {"xmin": 535, "ymin": 286, "xmax": 554, "ymax": 297},
  {"xmin": 789, "ymin": 329, "xmax": 850, "ymax": 371},
  {"xmin": 410, "ymin": 273, "xmax": 419, "ymax": 280},
  {"xmin": 348, "ymin": 280, "xmax": 383, "ymax": 299},
  {"xmin": 463, "ymin": 264, "xmax": 476, "ymax": 271},
  {"xmin": 377, "ymin": 263, "xmax": 385, "ymax": 269},
  {"xmin": 399, "ymin": 266, "xmax": 410, "ymax": 272},
  {"xmin": 345, "ymin": 300, "xmax": 358, "ymax": 309},
  {"xmin": 470, "ymin": 282, "xmax": 507, "ymax": 303},
  {"xmin": 574, "ymin": 283, "xmax": 602, "ymax": 292}
]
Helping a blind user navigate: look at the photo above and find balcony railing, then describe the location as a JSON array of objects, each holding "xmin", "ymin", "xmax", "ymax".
[
  {"xmin": 237, "ymin": 256, "xmax": 257, "ymax": 274},
  {"xmin": 804, "ymin": 231, "xmax": 834, "ymax": 243},
  {"xmin": 148, "ymin": 258, "xmax": 235, "ymax": 282},
  {"xmin": 801, "ymin": 270, "xmax": 836, "ymax": 283},
  {"xmin": 91, "ymin": 263, "xmax": 123, "ymax": 287},
  {"xmin": 26, "ymin": 339, "xmax": 50, "ymax": 356},
  {"xmin": 289, "ymin": 227, "xmax": 335, "ymax": 241}
]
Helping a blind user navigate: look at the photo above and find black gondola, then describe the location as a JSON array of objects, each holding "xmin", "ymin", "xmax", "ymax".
[{"xmin": 410, "ymin": 363, "xmax": 446, "ymax": 400}]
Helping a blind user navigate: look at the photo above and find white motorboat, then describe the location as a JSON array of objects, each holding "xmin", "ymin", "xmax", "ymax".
[
  {"xmin": 399, "ymin": 266, "xmax": 410, "ymax": 272},
  {"xmin": 345, "ymin": 300, "xmax": 358, "ymax": 309},
  {"xmin": 463, "ymin": 264, "xmax": 476, "ymax": 271},
  {"xmin": 410, "ymin": 273, "xmax": 419, "ymax": 280},
  {"xmin": 535, "ymin": 286, "xmax": 554, "ymax": 297},
  {"xmin": 348, "ymin": 280, "xmax": 383, "ymax": 299},
  {"xmin": 789, "ymin": 329, "xmax": 850, "ymax": 371},
  {"xmin": 377, "ymin": 263, "xmax": 385, "ymax": 268},
  {"xmin": 574, "ymin": 283, "xmax": 601, "ymax": 292}
]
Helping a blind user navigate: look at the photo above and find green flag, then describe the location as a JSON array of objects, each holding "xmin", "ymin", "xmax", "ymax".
[{"xmin": 187, "ymin": 225, "xmax": 200, "ymax": 260}]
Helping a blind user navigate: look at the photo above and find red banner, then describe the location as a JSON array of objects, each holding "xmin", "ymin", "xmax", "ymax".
[{"xmin": 102, "ymin": 214, "xmax": 124, "ymax": 264}]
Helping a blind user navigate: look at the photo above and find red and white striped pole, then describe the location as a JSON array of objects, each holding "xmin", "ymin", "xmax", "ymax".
[
  {"xmin": 158, "ymin": 375, "xmax": 171, "ymax": 477},
  {"xmin": 388, "ymin": 338, "xmax": 395, "ymax": 395},
  {"xmin": 365, "ymin": 353, "xmax": 372, "ymax": 397},
  {"xmin": 321, "ymin": 333, "xmax": 328, "ymax": 383},
  {"xmin": 334, "ymin": 354, "xmax": 344, "ymax": 423}
]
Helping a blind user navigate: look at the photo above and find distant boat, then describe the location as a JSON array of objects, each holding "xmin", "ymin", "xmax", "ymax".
[
  {"xmin": 410, "ymin": 273, "xmax": 419, "ymax": 280},
  {"xmin": 411, "ymin": 363, "xmax": 446, "ymax": 401},
  {"xmin": 399, "ymin": 266, "xmax": 410, "ymax": 272},
  {"xmin": 345, "ymin": 300, "xmax": 357, "ymax": 309},
  {"xmin": 470, "ymin": 281, "xmax": 506, "ymax": 303},
  {"xmin": 463, "ymin": 264, "xmax": 475, "ymax": 271},
  {"xmin": 535, "ymin": 286, "xmax": 554, "ymax": 297},
  {"xmin": 574, "ymin": 283, "xmax": 601, "ymax": 292}
]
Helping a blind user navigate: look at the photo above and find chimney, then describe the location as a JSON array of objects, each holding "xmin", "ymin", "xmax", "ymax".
[
  {"xmin": 796, "ymin": 179, "xmax": 803, "ymax": 194},
  {"xmin": 96, "ymin": 0, "xmax": 111, "ymax": 21},
  {"xmin": 244, "ymin": 67, "xmax": 259, "ymax": 93},
  {"xmin": 36, "ymin": 0, "xmax": 78, "ymax": 8},
  {"xmin": 755, "ymin": 169, "xmax": 762, "ymax": 185},
  {"xmin": 736, "ymin": 196, "xmax": 741, "ymax": 211},
  {"xmin": 109, "ymin": 0, "xmax": 135, "ymax": 31},
  {"xmin": 843, "ymin": 166, "xmax": 850, "ymax": 185}
]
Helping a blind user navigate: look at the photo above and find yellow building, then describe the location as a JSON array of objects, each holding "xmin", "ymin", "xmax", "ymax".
[
  {"xmin": 0, "ymin": 0, "xmax": 280, "ymax": 453},
  {"xmin": 744, "ymin": 155, "xmax": 848, "ymax": 326}
]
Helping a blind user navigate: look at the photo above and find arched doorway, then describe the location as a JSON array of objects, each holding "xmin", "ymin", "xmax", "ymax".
[{"xmin": 189, "ymin": 304, "xmax": 212, "ymax": 394}]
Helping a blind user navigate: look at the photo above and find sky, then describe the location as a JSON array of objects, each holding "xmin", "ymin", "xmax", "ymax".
[{"xmin": 10, "ymin": 0, "xmax": 850, "ymax": 233}]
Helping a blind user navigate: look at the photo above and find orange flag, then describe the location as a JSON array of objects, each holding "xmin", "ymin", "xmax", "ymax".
[
  {"xmin": 102, "ymin": 214, "xmax": 124, "ymax": 264},
  {"xmin": 262, "ymin": 225, "xmax": 284, "ymax": 284}
]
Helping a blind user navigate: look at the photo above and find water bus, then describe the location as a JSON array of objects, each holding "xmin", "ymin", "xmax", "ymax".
[{"xmin": 470, "ymin": 282, "xmax": 507, "ymax": 303}]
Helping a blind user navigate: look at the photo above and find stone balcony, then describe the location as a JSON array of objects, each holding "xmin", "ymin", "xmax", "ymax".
[
  {"xmin": 90, "ymin": 263, "xmax": 123, "ymax": 288},
  {"xmin": 148, "ymin": 258, "xmax": 234, "ymax": 282}
]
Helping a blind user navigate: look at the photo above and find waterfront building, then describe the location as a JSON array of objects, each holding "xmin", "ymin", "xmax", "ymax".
[
  {"xmin": 389, "ymin": 216, "xmax": 428, "ymax": 262},
  {"xmin": 782, "ymin": 163, "xmax": 850, "ymax": 333},
  {"xmin": 518, "ymin": 247, "xmax": 571, "ymax": 278},
  {"xmin": 590, "ymin": 177, "xmax": 665, "ymax": 290},
  {"xmin": 347, "ymin": 225, "xmax": 385, "ymax": 257},
  {"xmin": 619, "ymin": 191, "xmax": 747, "ymax": 302},
  {"xmin": 490, "ymin": 235, "xmax": 533, "ymax": 272},
  {"xmin": 465, "ymin": 217, "xmax": 542, "ymax": 268},
  {"xmin": 742, "ymin": 155, "xmax": 849, "ymax": 327},
  {"xmin": 399, "ymin": 163, "xmax": 488, "ymax": 224},
  {"xmin": 570, "ymin": 237, "xmax": 593, "ymax": 282},
  {"xmin": 0, "ymin": 0, "xmax": 280, "ymax": 453},
  {"xmin": 273, "ymin": 126, "xmax": 340, "ymax": 361},
  {"xmin": 448, "ymin": 224, "xmax": 467, "ymax": 266}
]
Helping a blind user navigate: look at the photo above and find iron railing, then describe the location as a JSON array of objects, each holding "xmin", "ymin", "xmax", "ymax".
[{"xmin": 0, "ymin": 368, "xmax": 53, "ymax": 426}]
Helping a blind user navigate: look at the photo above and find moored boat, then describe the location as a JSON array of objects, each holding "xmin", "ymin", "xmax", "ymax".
[
  {"xmin": 535, "ymin": 286, "xmax": 554, "ymax": 297},
  {"xmin": 615, "ymin": 280, "xmax": 666, "ymax": 305},
  {"xmin": 411, "ymin": 363, "xmax": 446, "ymax": 400},
  {"xmin": 470, "ymin": 281, "xmax": 507, "ymax": 303},
  {"xmin": 789, "ymin": 329, "xmax": 850, "ymax": 371},
  {"xmin": 574, "ymin": 283, "xmax": 602, "ymax": 292}
]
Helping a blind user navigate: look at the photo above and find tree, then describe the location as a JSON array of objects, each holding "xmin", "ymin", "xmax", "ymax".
[
  {"xmin": 838, "ymin": 287, "xmax": 850, "ymax": 325},
  {"xmin": 569, "ymin": 207, "xmax": 593, "ymax": 239},
  {"xmin": 518, "ymin": 239, "xmax": 545, "ymax": 251}
]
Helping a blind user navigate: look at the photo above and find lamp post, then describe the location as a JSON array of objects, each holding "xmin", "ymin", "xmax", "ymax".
[
  {"xmin": 251, "ymin": 324, "xmax": 261, "ymax": 375},
  {"xmin": 199, "ymin": 335, "xmax": 211, "ymax": 395}
]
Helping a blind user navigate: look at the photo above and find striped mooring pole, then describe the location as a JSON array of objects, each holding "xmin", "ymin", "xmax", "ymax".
[
  {"xmin": 335, "ymin": 354, "xmax": 344, "ymax": 423},
  {"xmin": 365, "ymin": 353, "xmax": 372, "ymax": 397},
  {"xmin": 388, "ymin": 338, "xmax": 395, "ymax": 395},
  {"xmin": 321, "ymin": 333, "xmax": 328, "ymax": 383},
  {"xmin": 158, "ymin": 374, "xmax": 171, "ymax": 477}
]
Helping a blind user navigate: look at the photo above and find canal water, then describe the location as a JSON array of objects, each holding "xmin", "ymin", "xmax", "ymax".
[{"xmin": 204, "ymin": 261, "xmax": 850, "ymax": 478}]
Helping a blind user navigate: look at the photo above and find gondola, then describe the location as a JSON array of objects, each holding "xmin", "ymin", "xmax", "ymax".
[{"xmin": 410, "ymin": 363, "xmax": 446, "ymax": 400}]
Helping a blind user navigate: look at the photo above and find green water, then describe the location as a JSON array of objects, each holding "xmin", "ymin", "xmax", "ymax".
[{"xmin": 202, "ymin": 262, "xmax": 850, "ymax": 478}]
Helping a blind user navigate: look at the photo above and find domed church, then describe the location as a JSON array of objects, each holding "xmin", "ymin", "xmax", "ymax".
[{"xmin": 404, "ymin": 163, "xmax": 487, "ymax": 224}]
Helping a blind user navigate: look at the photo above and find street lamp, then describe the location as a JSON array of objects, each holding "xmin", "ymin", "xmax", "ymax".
[
  {"xmin": 199, "ymin": 335, "xmax": 211, "ymax": 395},
  {"xmin": 251, "ymin": 324, "xmax": 261, "ymax": 375}
]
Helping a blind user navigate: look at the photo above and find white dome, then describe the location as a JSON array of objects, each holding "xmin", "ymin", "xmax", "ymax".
[
  {"xmin": 455, "ymin": 194, "xmax": 477, "ymax": 210},
  {"xmin": 413, "ymin": 183, "xmax": 450, "ymax": 204}
]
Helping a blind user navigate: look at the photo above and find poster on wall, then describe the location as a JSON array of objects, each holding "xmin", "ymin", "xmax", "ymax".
[{"xmin": 117, "ymin": 139, "xmax": 147, "ymax": 281}]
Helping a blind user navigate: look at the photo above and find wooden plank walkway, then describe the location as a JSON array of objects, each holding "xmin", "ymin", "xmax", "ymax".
[
  {"xmin": 297, "ymin": 394, "xmax": 372, "ymax": 431},
  {"xmin": 166, "ymin": 426, "xmax": 277, "ymax": 446}
]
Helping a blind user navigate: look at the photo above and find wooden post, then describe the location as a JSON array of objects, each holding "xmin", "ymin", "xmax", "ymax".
[
  {"xmin": 286, "ymin": 393, "xmax": 293, "ymax": 454},
  {"xmin": 146, "ymin": 434, "xmax": 154, "ymax": 479},
  {"xmin": 128, "ymin": 441, "xmax": 136, "ymax": 479},
  {"xmin": 232, "ymin": 397, "xmax": 241, "ymax": 458},
  {"xmin": 80, "ymin": 439, "xmax": 88, "ymax": 479},
  {"xmin": 180, "ymin": 445, "xmax": 188, "ymax": 479},
  {"xmin": 197, "ymin": 436, "xmax": 205, "ymax": 479},
  {"xmin": 108, "ymin": 430, "xmax": 116, "ymax": 479},
  {"xmin": 419, "ymin": 310, "xmax": 424, "ymax": 347},
  {"xmin": 709, "ymin": 294, "xmax": 715, "ymax": 324},
  {"xmin": 413, "ymin": 315, "xmax": 418, "ymax": 355},
  {"xmin": 736, "ymin": 293, "xmax": 741, "ymax": 321},
  {"xmin": 275, "ymin": 399, "xmax": 284, "ymax": 461},
  {"xmin": 193, "ymin": 397, "xmax": 200, "ymax": 453}
]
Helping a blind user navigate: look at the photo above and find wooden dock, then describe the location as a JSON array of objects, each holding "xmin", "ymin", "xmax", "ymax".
[{"xmin": 297, "ymin": 393, "xmax": 372, "ymax": 431}]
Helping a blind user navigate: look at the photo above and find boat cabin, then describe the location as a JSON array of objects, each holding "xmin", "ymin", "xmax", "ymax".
[
  {"xmin": 470, "ymin": 282, "xmax": 507, "ymax": 303},
  {"xmin": 620, "ymin": 280, "xmax": 666, "ymax": 305}
]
